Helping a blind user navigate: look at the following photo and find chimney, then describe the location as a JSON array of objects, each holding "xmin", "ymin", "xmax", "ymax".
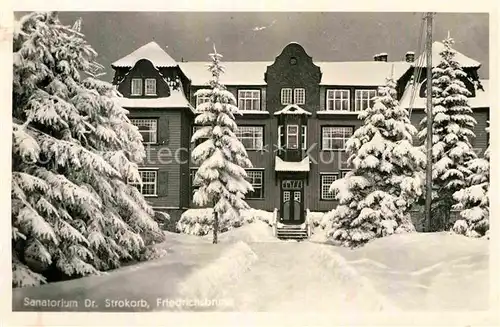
[
  {"xmin": 373, "ymin": 53, "xmax": 380, "ymax": 61},
  {"xmin": 379, "ymin": 53, "xmax": 388, "ymax": 62},
  {"xmin": 405, "ymin": 51, "xmax": 415, "ymax": 63}
]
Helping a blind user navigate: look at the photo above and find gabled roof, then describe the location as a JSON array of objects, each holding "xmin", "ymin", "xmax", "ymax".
[
  {"xmin": 399, "ymin": 79, "xmax": 489, "ymax": 109},
  {"xmin": 274, "ymin": 104, "xmax": 312, "ymax": 116},
  {"xmin": 179, "ymin": 61, "xmax": 270, "ymax": 86},
  {"xmin": 112, "ymin": 41, "xmax": 178, "ymax": 68},
  {"xmin": 179, "ymin": 61, "xmax": 411, "ymax": 86},
  {"xmin": 413, "ymin": 41, "xmax": 481, "ymax": 68},
  {"xmin": 275, "ymin": 156, "xmax": 310, "ymax": 172}
]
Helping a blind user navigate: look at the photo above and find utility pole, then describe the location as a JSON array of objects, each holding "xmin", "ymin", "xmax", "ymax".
[{"xmin": 424, "ymin": 12, "xmax": 434, "ymax": 232}]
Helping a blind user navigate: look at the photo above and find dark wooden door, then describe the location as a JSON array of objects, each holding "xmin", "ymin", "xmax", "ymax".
[{"xmin": 280, "ymin": 180, "xmax": 304, "ymax": 224}]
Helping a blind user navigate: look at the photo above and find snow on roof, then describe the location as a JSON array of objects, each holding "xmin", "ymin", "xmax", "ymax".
[
  {"xmin": 400, "ymin": 79, "xmax": 489, "ymax": 109},
  {"xmin": 274, "ymin": 104, "xmax": 312, "ymax": 116},
  {"xmin": 275, "ymin": 156, "xmax": 310, "ymax": 172},
  {"xmin": 117, "ymin": 89, "xmax": 194, "ymax": 112},
  {"xmin": 112, "ymin": 41, "xmax": 178, "ymax": 68},
  {"xmin": 413, "ymin": 41, "xmax": 481, "ymax": 68},
  {"xmin": 179, "ymin": 62, "xmax": 270, "ymax": 86},
  {"xmin": 318, "ymin": 61, "xmax": 411, "ymax": 86},
  {"xmin": 179, "ymin": 61, "xmax": 411, "ymax": 86}
]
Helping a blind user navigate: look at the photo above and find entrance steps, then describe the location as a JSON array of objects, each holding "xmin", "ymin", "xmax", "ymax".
[
  {"xmin": 272, "ymin": 208, "xmax": 311, "ymax": 240},
  {"xmin": 276, "ymin": 224, "xmax": 309, "ymax": 240}
]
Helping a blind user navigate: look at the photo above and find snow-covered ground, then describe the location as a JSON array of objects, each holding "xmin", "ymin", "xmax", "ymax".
[{"xmin": 12, "ymin": 222, "xmax": 489, "ymax": 312}]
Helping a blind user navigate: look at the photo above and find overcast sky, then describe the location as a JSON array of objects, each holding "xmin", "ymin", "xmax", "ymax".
[{"xmin": 33, "ymin": 12, "xmax": 489, "ymax": 81}]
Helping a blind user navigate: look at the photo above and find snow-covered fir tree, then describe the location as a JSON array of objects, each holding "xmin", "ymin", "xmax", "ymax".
[
  {"xmin": 324, "ymin": 73, "xmax": 425, "ymax": 247},
  {"xmin": 12, "ymin": 12, "xmax": 163, "ymax": 287},
  {"xmin": 418, "ymin": 36, "xmax": 478, "ymax": 231},
  {"xmin": 191, "ymin": 46, "xmax": 254, "ymax": 244},
  {"xmin": 452, "ymin": 126, "xmax": 489, "ymax": 238}
]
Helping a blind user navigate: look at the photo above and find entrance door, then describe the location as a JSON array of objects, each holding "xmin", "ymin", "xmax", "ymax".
[{"xmin": 280, "ymin": 180, "xmax": 305, "ymax": 224}]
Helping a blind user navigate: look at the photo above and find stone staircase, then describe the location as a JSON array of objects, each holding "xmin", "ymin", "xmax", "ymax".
[{"xmin": 272, "ymin": 208, "xmax": 311, "ymax": 240}]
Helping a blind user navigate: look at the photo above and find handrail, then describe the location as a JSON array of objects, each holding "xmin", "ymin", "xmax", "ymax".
[{"xmin": 272, "ymin": 208, "xmax": 278, "ymax": 237}]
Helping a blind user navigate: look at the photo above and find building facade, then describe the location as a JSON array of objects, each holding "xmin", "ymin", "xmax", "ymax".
[{"xmin": 111, "ymin": 41, "xmax": 490, "ymax": 225}]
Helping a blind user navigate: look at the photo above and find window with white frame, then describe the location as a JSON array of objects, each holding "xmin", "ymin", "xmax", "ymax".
[
  {"xmin": 145, "ymin": 78, "xmax": 157, "ymax": 96},
  {"xmin": 238, "ymin": 90, "xmax": 261, "ymax": 111},
  {"xmin": 278, "ymin": 125, "xmax": 307, "ymax": 150},
  {"xmin": 130, "ymin": 118, "xmax": 158, "ymax": 144},
  {"xmin": 246, "ymin": 170, "xmax": 264, "ymax": 199},
  {"xmin": 281, "ymin": 88, "xmax": 293, "ymax": 105},
  {"xmin": 321, "ymin": 126, "xmax": 353, "ymax": 150},
  {"xmin": 235, "ymin": 126, "xmax": 263, "ymax": 150},
  {"xmin": 294, "ymin": 88, "xmax": 306, "ymax": 105},
  {"xmin": 286, "ymin": 125, "xmax": 299, "ymax": 149},
  {"xmin": 320, "ymin": 174, "xmax": 338, "ymax": 200},
  {"xmin": 355, "ymin": 89, "xmax": 377, "ymax": 111},
  {"xmin": 131, "ymin": 78, "xmax": 143, "ymax": 96},
  {"xmin": 196, "ymin": 93, "xmax": 211, "ymax": 107},
  {"xmin": 326, "ymin": 89, "xmax": 350, "ymax": 111},
  {"xmin": 130, "ymin": 170, "xmax": 157, "ymax": 196}
]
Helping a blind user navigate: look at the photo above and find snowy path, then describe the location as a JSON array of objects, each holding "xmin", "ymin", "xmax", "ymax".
[
  {"xmin": 196, "ymin": 241, "xmax": 395, "ymax": 312},
  {"xmin": 12, "ymin": 226, "xmax": 489, "ymax": 312}
]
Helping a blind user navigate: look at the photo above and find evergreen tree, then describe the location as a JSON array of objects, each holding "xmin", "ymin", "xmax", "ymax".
[
  {"xmin": 452, "ymin": 128, "xmax": 489, "ymax": 238},
  {"xmin": 191, "ymin": 46, "xmax": 254, "ymax": 244},
  {"xmin": 418, "ymin": 36, "xmax": 478, "ymax": 231},
  {"xmin": 12, "ymin": 12, "xmax": 163, "ymax": 287},
  {"xmin": 325, "ymin": 74, "xmax": 425, "ymax": 247}
]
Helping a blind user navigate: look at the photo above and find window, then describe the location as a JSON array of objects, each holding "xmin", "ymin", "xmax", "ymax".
[
  {"xmin": 238, "ymin": 90, "xmax": 261, "ymax": 111},
  {"xmin": 196, "ymin": 94, "xmax": 211, "ymax": 107},
  {"xmin": 130, "ymin": 170, "xmax": 157, "ymax": 196},
  {"xmin": 321, "ymin": 174, "xmax": 338, "ymax": 200},
  {"xmin": 326, "ymin": 90, "xmax": 350, "ymax": 111},
  {"xmin": 246, "ymin": 170, "xmax": 264, "ymax": 199},
  {"xmin": 286, "ymin": 125, "xmax": 299, "ymax": 149},
  {"xmin": 278, "ymin": 125, "xmax": 307, "ymax": 150},
  {"xmin": 281, "ymin": 88, "xmax": 293, "ymax": 105},
  {"xmin": 294, "ymin": 88, "xmax": 306, "ymax": 105},
  {"xmin": 301, "ymin": 126, "xmax": 307, "ymax": 150},
  {"xmin": 192, "ymin": 126, "xmax": 209, "ymax": 147},
  {"xmin": 131, "ymin": 79, "xmax": 143, "ymax": 96},
  {"xmin": 339, "ymin": 151, "xmax": 351, "ymax": 170},
  {"xmin": 355, "ymin": 89, "xmax": 377, "ymax": 111},
  {"xmin": 145, "ymin": 79, "xmax": 157, "ymax": 96},
  {"xmin": 322, "ymin": 126, "xmax": 353, "ymax": 150},
  {"xmin": 341, "ymin": 170, "xmax": 350, "ymax": 178},
  {"xmin": 190, "ymin": 169, "xmax": 199, "ymax": 194},
  {"xmin": 130, "ymin": 118, "xmax": 158, "ymax": 144},
  {"xmin": 235, "ymin": 126, "xmax": 263, "ymax": 150}
]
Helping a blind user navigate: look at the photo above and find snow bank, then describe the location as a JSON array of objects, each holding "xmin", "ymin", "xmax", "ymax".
[
  {"xmin": 338, "ymin": 232, "xmax": 489, "ymax": 310},
  {"xmin": 176, "ymin": 208, "xmax": 273, "ymax": 236},
  {"xmin": 210, "ymin": 220, "xmax": 277, "ymax": 243},
  {"xmin": 177, "ymin": 241, "xmax": 258, "ymax": 304},
  {"xmin": 311, "ymin": 245, "xmax": 399, "ymax": 311}
]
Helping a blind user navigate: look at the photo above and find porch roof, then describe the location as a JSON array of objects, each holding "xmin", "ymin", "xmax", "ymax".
[
  {"xmin": 274, "ymin": 104, "xmax": 312, "ymax": 116},
  {"xmin": 275, "ymin": 156, "xmax": 310, "ymax": 172}
]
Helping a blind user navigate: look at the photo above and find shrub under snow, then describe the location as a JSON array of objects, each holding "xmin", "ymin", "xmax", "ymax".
[{"xmin": 176, "ymin": 208, "xmax": 273, "ymax": 236}]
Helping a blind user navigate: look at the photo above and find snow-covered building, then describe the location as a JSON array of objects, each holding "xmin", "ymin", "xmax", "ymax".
[{"xmin": 111, "ymin": 41, "xmax": 489, "ymax": 224}]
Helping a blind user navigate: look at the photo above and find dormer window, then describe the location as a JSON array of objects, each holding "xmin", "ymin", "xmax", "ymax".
[
  {"xmin": 131, "ymin": 78, "xmax": 143, "ymax": 96},
  {"xmin": 145, "ymin": 79, "xmax": 157, "ymax": 96}
]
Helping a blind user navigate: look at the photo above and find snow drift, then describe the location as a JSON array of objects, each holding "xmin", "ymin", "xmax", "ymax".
[
  {"xmin": 176, "ymin": 208, "xmax": 273, "ymax": 236},
  {"xmin": 177, "ymin": 241, "xmax": 258, "ymax": 307}
]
